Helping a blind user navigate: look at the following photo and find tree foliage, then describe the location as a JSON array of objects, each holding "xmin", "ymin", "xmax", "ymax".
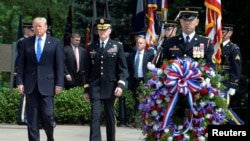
[{"xmin": 0, "ymin": 0, "xmax": 250, "ymax": 74}]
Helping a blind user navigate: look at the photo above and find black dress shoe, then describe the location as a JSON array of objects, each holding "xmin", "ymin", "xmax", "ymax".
[
  {"xmin": 47, "ymin": 137, "xmax": 54, "ymax": 141},
  {"xmin": 52, "ymin": 121, "xmax": 56, "ymax": 128},
  {"xmin": 39, "ymin": 123, "xmax": 43, "ymax": 129}
]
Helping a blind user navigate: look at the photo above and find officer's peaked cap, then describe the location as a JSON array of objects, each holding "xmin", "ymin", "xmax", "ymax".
[
  {"xmin": 134, "ymin": 31, "xmax": 146, "ymax": 39},
  {"xmin": 95, "ymin": 18, "xmax": 112, "ymax": 30},
  {"xmin": 23, "ymin": 22, "xmax": 33, "ymax": 31},
  {"xmin": 163, "ymin": 20, "xmax": 178, "ymax": 29},
  {"xmin": 222, "ymin": 23, "xmax": 234, "ymax": 32},
  {"xmin": 178, "ymin": 6, "xmax": 202, "ymax": 21}
]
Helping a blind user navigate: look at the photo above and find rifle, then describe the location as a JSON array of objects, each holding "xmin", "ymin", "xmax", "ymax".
[{"xmin": 151, "ymin": 38, "xmax": 164, "ymax": 65}]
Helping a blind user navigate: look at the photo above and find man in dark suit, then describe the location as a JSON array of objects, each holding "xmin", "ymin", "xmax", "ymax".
[
  {"xmin": 83, "ymin": 18, "xmax": 128, "ymax": 141},
  {"xmin": 127, "ymin": 31, "xmax": 154, "ymax": 122},
  {"xmin": 64, "ymin": 33, "xmax": 86, "ymax": 90},
  {"xmin": 162, "ymin": 6, "xmax": 215, "ymax": 68},
  {"xmin": 16, "ymin": 17, "xmax": 64, "ymax": 141}
]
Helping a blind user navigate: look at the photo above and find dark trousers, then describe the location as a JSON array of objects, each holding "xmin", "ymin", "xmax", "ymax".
[
  {"xmin": 64, "ymin": 72, "xmax": 84, "ymax": 90},
  {"xmin": 131, "ymin": 77, "xmax": 144, "ymax": 116},
  {"xmin": 26, "ymin": 85, "xmax": 55, "ymax": 141},
  {"xmin": 224, "ymin": 93, "xmax": 245, "ymax": 125},
  {"xmin": 90, "ymin": 98, "xmax": 116, "ymax": 141}
]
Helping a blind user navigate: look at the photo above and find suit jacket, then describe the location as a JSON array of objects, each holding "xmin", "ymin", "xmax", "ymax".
[
  {"xmin": 84, "ymin": 39, "xmax": 128, "ymax": 99},
  {"xmin": 162, "ymin": 33, "xmax": 215, "ymax": 68},
  {"xmin": 16, "ymin": 35, "xmax": 64, "ymax": 96},
  {"xmin": 63, "ymin": 45, "xmax": 86, "ymax": 86},
  {"xmin": 127, "ymin": 49, "xmax": 154, "ymax": 89},
  {"xmin": 221, "ymin": 41, "xmax": 242, "ymax": 89}
]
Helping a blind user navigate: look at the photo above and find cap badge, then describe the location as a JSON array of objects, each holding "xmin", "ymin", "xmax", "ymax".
[{"xmin": 100, "ymin": 18, "xmax": 104, "ymax": 24}]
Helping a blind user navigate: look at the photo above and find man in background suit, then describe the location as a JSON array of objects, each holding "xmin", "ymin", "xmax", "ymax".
[
  {"xmin": 16, "ymin": 17, "xmax": 64, "ymax": 141},
  {"xmin": 83, "ymin": 18, "xmax": 128, "ymax": 141},
  {"xmin": 64, "ymin": 33, "xmax": 86, "ymax": 90},
  {"xmin": 127, "ymin": 31, "xmax": 154, "ymax": 124}
]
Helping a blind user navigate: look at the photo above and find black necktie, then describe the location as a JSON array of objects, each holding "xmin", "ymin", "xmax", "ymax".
[
  {"xmin": 185, "ymin": 36, "xmax": 190, "ymax": 47},
  {"xmin": 101, "ymin": 42, "xmax": 104, "ymax": 53}
]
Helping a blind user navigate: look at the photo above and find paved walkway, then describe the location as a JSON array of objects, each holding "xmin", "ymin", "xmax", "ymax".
[{"xmin": 0, "ymin": 124, "xmax": 145, "ymax": 141}]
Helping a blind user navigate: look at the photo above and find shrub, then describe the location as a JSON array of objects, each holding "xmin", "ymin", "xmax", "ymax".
[{"xmin": 0, "ymin": 87, "xmax": 135, "ymax": 125}]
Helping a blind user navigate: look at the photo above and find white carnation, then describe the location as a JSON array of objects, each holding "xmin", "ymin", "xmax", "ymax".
[
  {"xmin": 205, "ymin": 114, "xmax": 211, "ymax": 119},
  {"xmin": 210, "ymin": 71, "xmax": 215, "ymax": 77},
  {"xmin": 164, "ymin": 128, "xmax": 169, "ymax": 133},
  {"xmin": 184, "ymin": 134, "xmax": 190, "ymax": 140},
  {"xmin": 156, "ymin": 81, "xmax": 163, "ymax": 88},
  {"xmin": 198, "ymin": 136, "xmax": 205, "ymax": 141},
  {"xmin": 167, "ymin": 136, "xmax": 173, "ymax": 141},
  {"xmin": 151, "ymin": 110, "xmax": 158, "ymax": 116},
  {"xmin": 157, "ymin": 69, "xmax": 163, "ymax": 75},
  {"xmin": 200, "ymin": 101, "xmax": 206, "ymax": 107},
  {"xmin": 205, "ymin": 78, "xmax": 210, "ymax": 84},
  {"xmin": 156, "ymin": 99, "xmax": 162, "ymax": 104},
  {"xmin": 209, "ymin": 93, "xmax": 214, "ymax": 99}
]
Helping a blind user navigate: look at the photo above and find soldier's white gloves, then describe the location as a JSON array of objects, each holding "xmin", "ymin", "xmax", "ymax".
[{"xmin": 228, "ymin": 88, "xmax": 236, "ymax": 96}]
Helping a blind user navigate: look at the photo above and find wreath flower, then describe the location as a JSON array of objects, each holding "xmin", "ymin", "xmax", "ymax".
[{"xmin": 137, "ymin": 57, "xmax": 230, "ymax": 141}]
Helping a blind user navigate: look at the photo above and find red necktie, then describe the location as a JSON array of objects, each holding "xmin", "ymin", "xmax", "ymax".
[{"xmin": 74, "ymin": 47, "xmax": 79, "ymax": 72}]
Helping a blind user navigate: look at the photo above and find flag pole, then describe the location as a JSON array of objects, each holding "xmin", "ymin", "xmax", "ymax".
[
  {"xmin": 152, "ymin": 0, "xmax": 168, "ymax": 65},
  {"xmin": 91, "ymin": 0, "xmax": 97, "ymax": 42}
]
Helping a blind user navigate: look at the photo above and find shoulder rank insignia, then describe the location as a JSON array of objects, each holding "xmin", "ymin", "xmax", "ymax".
[{"xmin": 235, "ymin": 54, "xmax": 241, "ymax": 60}]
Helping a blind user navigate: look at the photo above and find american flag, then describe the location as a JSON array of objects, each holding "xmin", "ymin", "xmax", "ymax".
[
  {"xmin": 145, "ymin": 0, "xmax": 158, "ymax": 50},
  {"xmin": 205, "ymin": 0, "xmax": 222, "ymax": 64}
]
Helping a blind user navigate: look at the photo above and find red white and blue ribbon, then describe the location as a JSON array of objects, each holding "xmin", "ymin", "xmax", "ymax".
[{"xmin": 160, "ymin": 58, "xmax": 202, "ymax": 135}]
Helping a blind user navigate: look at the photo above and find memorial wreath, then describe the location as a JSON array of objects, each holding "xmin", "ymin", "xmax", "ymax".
[{"xmin": 137, "ymin": 57, "xmax": 230, "ymax": 141}]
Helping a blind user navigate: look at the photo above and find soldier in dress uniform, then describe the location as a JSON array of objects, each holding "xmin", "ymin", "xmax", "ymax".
[
  {"xmin": 160, "ymin": 6, "xmax": 216, "ymax": 119},
  {"xmin": 15, "ymin": 22, "xmax": 34, "ymax": 125},
  {"xmin": 163, "ymin": 20, "xmax": 178, "ymax": 40},
  {"xmin": 83, "ymin": 18, "xmax": 128, "ymax": 141},
  {"xmin": 221, "ymin": 24, "xmax": 242, "ymax": 97},
  {"xmin": 155, "ymin": 20, "xmax": 178, "ymax": 67},
  {"xmin": 221, "ymin": 23, "xmax": 244, "ymax": 125},
  {"xmin": 15, "ymin": 22, "xmax": 35, "ymax": 72},
  {"xmin": 161, "ymin": 6, "xmax": 215, "ymax": 68}
]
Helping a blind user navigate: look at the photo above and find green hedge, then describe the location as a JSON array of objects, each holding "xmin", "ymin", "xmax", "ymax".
[{"xmin": 0, "ymin": 87, "xmax": 134, "ymax": 124}]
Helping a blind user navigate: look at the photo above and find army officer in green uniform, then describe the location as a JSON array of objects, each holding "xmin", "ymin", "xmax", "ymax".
[{"xmin": 83, "ymin": 18, "xmax": 128, "ymax": 141}]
